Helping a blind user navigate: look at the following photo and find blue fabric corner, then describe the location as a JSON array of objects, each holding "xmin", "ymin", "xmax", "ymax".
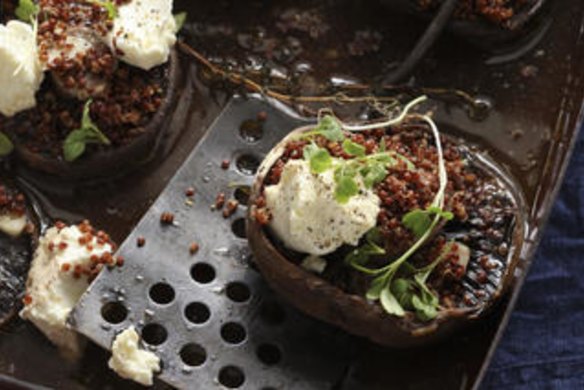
[{"xmin": 482, "ymin": 129, "xmax": 584, "ymax": 389}]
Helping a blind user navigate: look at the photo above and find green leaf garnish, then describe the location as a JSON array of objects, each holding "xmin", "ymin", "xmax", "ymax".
[
  {"xmin": 342, "ymin": 139, "xmax": 366, "ymax": 157},
  {"xmin": 15, "ymin": 0, "xmax": 38, "ymax": 23},
  {"xmin": 302, "ymin": 115, "xmax": 345, "ymax": 142},
  {"xmin": 380, "ymin": 286, "xmax": 405, "ymax": 316},
  {"xmin": 303, "ymin": 144, "xmax": 333, "ymax": 174},
  {"xmin": 63, "ymin": 100, "xmax": 111, "ymax": 162},
  {"xmin": 91, "ymin": 0, "xmax": 118, "ymax": 19},
  {"xmin": 341, "ymin": 101, "xmax": 458, "ymax": 321},
  {"xmin": 334, "ymin": 175, "xmax": 359, "ymax": 204},
  {"xmin": 403, "ymin": 206, "xmax": 454, "ymax": 239},
  {"xmin": 174, "ymin": 12, "xmax": 187, "ymax": 32},
  {"xmin": 366, "ymin": 275, "xmax": 386, "ymax": 301},
  {"xmin": 0, "ymin": 133, "xmax": 14, "ymax": 157}
]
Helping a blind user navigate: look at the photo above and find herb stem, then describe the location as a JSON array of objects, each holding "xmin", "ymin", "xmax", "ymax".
[{"xmin": 340, "ymin": 96, "xmax": 428, "ymax": 132}]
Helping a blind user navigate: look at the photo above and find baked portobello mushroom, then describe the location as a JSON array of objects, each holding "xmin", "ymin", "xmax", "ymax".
[
  {"xmin": 248, "ymin": 98, "xmax": 524, "ymax": 347},
  {"xmin": 0, "ymin": 0, "xmax": 182, "ymax": 180}
]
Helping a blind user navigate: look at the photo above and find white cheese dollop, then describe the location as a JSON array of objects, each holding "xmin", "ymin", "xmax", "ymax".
[
  {"xmin": 108, "ymin": 0, "xmax": 176, "ymax": 70},
  {"xmin": 109, "ymin": 327, "xmax": 161, "ymax": 386},
  {"xmin": 0, "ymin": 213, "xmax": 27, "ymax": 238},
  {"xmin": 20, "ymin": 225, "xmax": 113, "ymax": 358},
  {"xmin": 0, "ymin": 21, "xmax": 44, "ymax": 117},
  {"xmin": 264, "ymin": 159, "xmax": 381, "ymax": 256}
]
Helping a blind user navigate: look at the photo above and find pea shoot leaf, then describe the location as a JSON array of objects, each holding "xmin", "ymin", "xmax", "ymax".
[
  {"xmin": 174, "ymin": 12, "xmax": 187, "ymax": 31},
  {"xmin": 305, "ymin": 115, "xmax": 345, "ymax": 142},
  {"xmin": 0, "ymin": 133, "xmax": 14, "ymax": 157},
  {"xmin": 63, "ymin": 100, "xmax": 111, "ymax": 162},
  {"xmin": 15, "ymin": 0, "xmax": 38, "ymax": 23},
  {"xmin": 366, "ymin": 276, "xmax": 386, "ymax": 301},
  {"xmin": 411, "ymin": 295, "xmax": 437, "ymax": 321},
  {"xmin": 403, "ymin": 206, "xmax": 454, "ymax": 239},
  {"xmin": 402, "ymin": 209, "xmax": 433, "ymax": 239},
  {"xmin": 334, "ymin": 175, "xmax": 359, "ymax": 204},
  {"xmin": 380, "ymin": 286, "xmax": 405, "ymax": 316},
  {"xmin": 342, "ymin": 139, "xmax": 366, "ymax": 157},
  {"xmin": 345, "ymin": 228, "xmax": 385, "ymax": 267},
  {"xmin": 362, "ymin": 163, "xmax": 388, "ymax": 189},
  {"xmin": 303, "ymin": 144, "xmax": 333, "ymax": 174}
]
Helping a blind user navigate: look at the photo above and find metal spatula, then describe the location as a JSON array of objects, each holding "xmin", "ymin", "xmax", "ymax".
[{"xmin": 70, "ymin": 97, "xmax": 353, "ymax": 390}]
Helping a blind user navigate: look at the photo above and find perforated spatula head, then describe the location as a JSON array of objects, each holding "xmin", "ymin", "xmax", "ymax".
[{"xmin": 70, "ymin": 97, "xmax": 353, "ymax": 390}]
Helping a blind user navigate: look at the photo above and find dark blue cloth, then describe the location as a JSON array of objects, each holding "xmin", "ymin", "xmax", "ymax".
[{"xmin": 482, "ymin": 130, "xmax": 584, "ymax": 389}]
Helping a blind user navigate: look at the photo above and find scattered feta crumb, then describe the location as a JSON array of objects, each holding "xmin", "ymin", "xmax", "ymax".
[
  {"xmin": 109, "ymin": 327, "xmax": 161, "ymax": 386},
  {"xmin": 301, "ymin": 255, "xmax": 327, "ymax": 274},
  {"xmin": 0, "ymin": 213, "xmax": 27, "ymax": 238},
  {"xmin": 0, "ymin": 21, "xmax": 44, "ymax": 117}
]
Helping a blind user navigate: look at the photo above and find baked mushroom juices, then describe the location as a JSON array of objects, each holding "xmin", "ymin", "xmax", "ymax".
[
  {"xmin": 248, "ymin": 97, "xmax": 523, "ymax": 347},
  {"xmin": 0, "ymin": 0, "xmax": 181, "ymax": 179}
]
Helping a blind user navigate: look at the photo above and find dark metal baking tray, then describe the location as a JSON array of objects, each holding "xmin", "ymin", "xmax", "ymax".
[{"xmin": 0, "ymin": 0, "xmax": 583, "ymax": 388}]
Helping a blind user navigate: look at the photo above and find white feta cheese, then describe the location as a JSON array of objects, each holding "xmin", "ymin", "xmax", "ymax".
[
  {"xmin": 109, "ymin": 327, "xmax": 161, "ymax": 386},
  {"xmin": 0, "ymin": 21, "xmax": 44, "ymax": 117},
  {"xmin": 301, "ymin": 255, "xmax": 327, "ymax": 274},
  {"xmin": 108, "ymin": 0, "xmax": 176, "ymax": 70},
  {"xmin": 0, "ymin": 213, "xmax": 27, "ymax": 238},
  {"xmin": 20, "ymin": 224, "xmax": 113, "ymax": 358},
  {"xmin": 264, "ymin": 159, "xmax": 381, "ymax": 256}
]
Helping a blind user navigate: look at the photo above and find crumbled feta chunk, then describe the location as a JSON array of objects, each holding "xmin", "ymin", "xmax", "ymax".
[
  {"xmin": 265, "ymin": 160, "xmax": 380, "ymax": 255},
  {"xmin": 301, "ymin": 255, "xmax": 327, "ymax": 274},
  {"xmin": 20, "ymin": 224, "xmax": 113, "ymax": 358},
  {"xmin": 0, "ymin": 21, "xmax": 44, "ymax": 117},
  {"xmin": 0, "ymin": 213, "xmax": 27, "ymax": 238},
  {"xmin": 108, "ymin": 0, "xmax": 176, "ymax": 70},
  {"xmin": 109, "ymin": 327, "xmax": 161, "ymax": 386}
]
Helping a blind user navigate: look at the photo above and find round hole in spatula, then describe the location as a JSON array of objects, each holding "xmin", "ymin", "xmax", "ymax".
[
  {"xmin": 141, "ymin": 323, "xmax": 168, "ymax": 346},
  {"xmin": 235, "ymin": 154, "xmax": 260, "ymax": 175},
  {"xmin": 101, "ymin": 302, "xmax": 128, "ymax": 324},
  {"xmin": 218, "ymin": 365, "xmax": 245, "ymax": 388},
  {"xmin": 256, "ymin": 343, "xmax": 282, "ymax": 366},
  {"xmin": 233, "ymin": 186, "xmax": 251, "ymax": 206},
  {"xmin": 180, "ymin": 343, "xmax": 207, "ymax": 367},
  {"xmin": 226, "ymin": 282, "xmax": 251, "ymax": 303},
  {"xmin": 190, "ymin": 263, "xmax": 216, "ymax": 284},
  {"xmin": 185, "ymin": 302, "xmax": 211, "ymax": 324},
  {"xmin": 220, "ymin": 322, "xmax": 246, "ymax": 344},
  {"xmin": 149, "ymin": 282, "xmax": 175, "ymax": 305},
  {"xmin": 231, "ymin": 218, "xmax": 247, "ymax": 239}
]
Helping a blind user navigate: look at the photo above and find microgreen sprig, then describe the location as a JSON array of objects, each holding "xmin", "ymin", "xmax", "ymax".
[
  {"xmin": 15, "ymin": 0, "xmax": 38, "ymax": 23},
  {"xmin": 343, "ymin": 109, "xmax": 454, "ymax": 321},
  {"xmin": 63, "ymin": 99, "xmax": 111, "ymax": 162}
]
